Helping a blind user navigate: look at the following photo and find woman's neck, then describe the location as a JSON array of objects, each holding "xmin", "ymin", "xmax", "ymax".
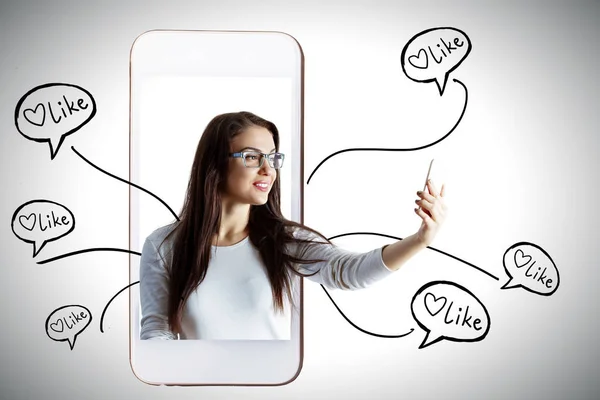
[{"xmin": 213, "ymin": 202, "xmax": 250, "ymax": 245}]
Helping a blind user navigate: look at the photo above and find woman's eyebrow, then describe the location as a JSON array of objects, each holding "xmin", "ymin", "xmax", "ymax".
[{"xmin": 239, "ymin": 146, "xmax": 277, "ymax": 153}]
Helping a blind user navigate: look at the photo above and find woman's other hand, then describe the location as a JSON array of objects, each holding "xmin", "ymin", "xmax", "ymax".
[{"xmin": 414, "ymin": 179, "xmax": 447, "ymax": 247}]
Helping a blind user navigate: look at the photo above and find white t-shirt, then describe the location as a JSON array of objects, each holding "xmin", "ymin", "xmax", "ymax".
[{"xmin": 139, "ymin": 224, "xmax": 394, "ymax": 340}]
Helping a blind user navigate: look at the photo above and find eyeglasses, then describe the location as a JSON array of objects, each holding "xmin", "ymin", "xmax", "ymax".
[{"xmin": 229, "ymin": 151, "xmax": 285, "ymax": 169}]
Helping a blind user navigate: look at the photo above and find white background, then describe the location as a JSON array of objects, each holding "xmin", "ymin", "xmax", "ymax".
[{"xmin": 1, "ymin": 1, "xmax": 598, "ymax": 399}]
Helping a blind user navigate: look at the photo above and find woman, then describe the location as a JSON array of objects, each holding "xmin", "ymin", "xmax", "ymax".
[{"xmin": 140, "ymin": 111, "xmax": 447, "ymax": 340}]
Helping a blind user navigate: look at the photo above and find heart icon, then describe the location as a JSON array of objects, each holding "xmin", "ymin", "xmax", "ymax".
[
  {"xmin": 23, "ymin": 103, "xmax": 46, "ymax": 127},
  {"xmin": 50, "ymin": 319, "xmax": 64, "ymax": 333},
  {"xmin": 424, "ymin": 293, "xmax": 447, "ymax": 316},
  {"xmin": 514, "ymin": 249, "xmax": 533, "ymax": 268},
  {"xmin": 19, "ymin": 213, "xmax": 36, "ymax": 231},
  {"xmin": 408, "ymin": 48, "xmax": 428, "ymax": 69}
]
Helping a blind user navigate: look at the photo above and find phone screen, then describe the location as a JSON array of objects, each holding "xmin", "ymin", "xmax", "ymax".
[{"xmin": 134, "ymin": 75, "xmax": 295, "ymax": 339}]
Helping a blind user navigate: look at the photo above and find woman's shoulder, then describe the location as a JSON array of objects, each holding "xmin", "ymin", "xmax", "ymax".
[
  {"xmin": 144, "ymin": 222, "xmax": 178, "ymax": 248},
  {"xmin": 286, "ymin": 225, "xmax": 329, "ymax": 244}
]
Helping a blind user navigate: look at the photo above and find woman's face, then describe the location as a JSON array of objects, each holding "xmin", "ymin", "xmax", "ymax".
[{"xmin": 222, "ymin": 125, "xmax": 277, "ymax": 206}]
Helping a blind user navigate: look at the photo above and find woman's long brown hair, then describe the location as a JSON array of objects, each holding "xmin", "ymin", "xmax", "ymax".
[{"xmin": 160, "ymin": 111, "xmax": 332, "ymax": 334}]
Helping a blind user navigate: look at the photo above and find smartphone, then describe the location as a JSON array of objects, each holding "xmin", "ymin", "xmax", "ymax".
[
  {"xmin": 418, "ymin": 159, "xmax": 434, "ymax": 212},
  {"xmin": 129, "ymin": 30, "xmax": 304, "ymax": 386},
  {"xmin": 423, "ymin": 159, "xmax": 434, "ymax": 192}
]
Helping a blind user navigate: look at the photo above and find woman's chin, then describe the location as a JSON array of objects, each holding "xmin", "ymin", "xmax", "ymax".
[{"xmin": 247, "ymin": 194, "xmax": 269, "ymax": 206}]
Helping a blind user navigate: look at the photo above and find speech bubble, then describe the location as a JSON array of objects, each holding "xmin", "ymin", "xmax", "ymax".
[
  {"xmin": 45, "ymin": 305, "xmax": 92, "ymax": 350},
  {"xmin": 500, "ymin": 242, "xmax": 559, "ymax": 295},
  {"xmin": 14, "ymin": 83, "xmax": 97, "ymax": 159},
  {"xmin": 11, "ymin": 199, "xmax": 75, "ymax": 257},
  {"xmin": 411, "ymin": 281, "xmax": 490, "ymax": 349},
  {"xmin": 401, "ymin": 27, "xmax": 472, "ymax": 95}
]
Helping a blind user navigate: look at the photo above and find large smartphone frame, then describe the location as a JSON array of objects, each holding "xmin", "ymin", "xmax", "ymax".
[{"xmin": 129, "ymin": 29, "xmax": 305, "ymax": 386}]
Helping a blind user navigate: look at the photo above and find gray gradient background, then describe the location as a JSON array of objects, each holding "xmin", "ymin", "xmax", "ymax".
[{"xmin": 1, "ymin": 0, "xmax": 599, "ymax": 399}]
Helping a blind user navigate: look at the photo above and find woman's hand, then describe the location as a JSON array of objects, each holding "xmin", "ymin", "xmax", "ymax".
[{"xmin": 414, "ymin": 179, "xmax": 447, "ymax": 247}]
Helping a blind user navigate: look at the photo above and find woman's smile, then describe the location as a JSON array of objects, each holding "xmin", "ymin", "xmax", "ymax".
[{"xmin": 253, "ymin": 180, "xmax": 270, "ymax": 192}]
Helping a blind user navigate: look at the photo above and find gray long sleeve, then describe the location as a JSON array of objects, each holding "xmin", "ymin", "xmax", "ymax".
[
  {"xmin": 289, "ymin": 228, "xmax": 394, "ymax": 290},
  {"xmin": 139, "ymin": 229, "xmax": 177, "ymax": 340},
  {"xmin": 139, "ymin": 225, "xmax": 395, "ymax": 340}
]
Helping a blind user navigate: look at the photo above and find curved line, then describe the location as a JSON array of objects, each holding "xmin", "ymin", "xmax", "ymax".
[
  {"xmin": 427, "ymin": 246, "xmax": 499, "ymax": 281},
  {"xmin": 71, "ymin": 146, "xmax": 179, "ymax": 221},
  {"xmin": 100, "ymin": 281, "xmax": 140, "ymax": 333},
  {"xmin": 36, "ymin": 248, "xmax": 141, "ymax": 264},
  {"xmin": 319, "ymin": 284, "xmax": 414, "ymax": 338},
  {"xmin": 327, "ymin": 231, "xmax": 499, "ymax": 281},
  {"xmin": 306, "ymin": 78, "xmax": 468, "ymax": 184}
]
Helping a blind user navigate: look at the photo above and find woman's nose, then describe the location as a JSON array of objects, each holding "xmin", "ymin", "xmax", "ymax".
[{"xmin": 259, "ymin": 157, "xmax": 274, "ymax": 174}]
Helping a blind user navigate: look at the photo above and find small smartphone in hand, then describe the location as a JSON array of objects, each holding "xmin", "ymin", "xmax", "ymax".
[{"xmin": 422, "ymin": 159, "xmax": 434, "ymax": 193}]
